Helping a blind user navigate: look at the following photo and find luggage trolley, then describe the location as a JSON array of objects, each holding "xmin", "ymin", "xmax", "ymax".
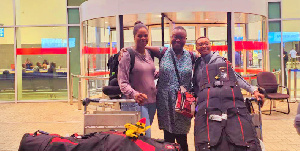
[{"xmin": 83, "ymin": 98, "xmax": 141, "ymax": 134}]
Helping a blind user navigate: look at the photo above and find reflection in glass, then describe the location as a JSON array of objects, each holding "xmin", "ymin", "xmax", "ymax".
[
  {"xmin": 283, "ymin": 20, "xmax": 300, "ymax": 70},
  {"xmin": 234, "ymin": 13, "xmax": 267, "ymax": 77},
  {"xmin": 268, "ymin": 2, "xmax": 281, "ymax": 19},
  {"xmin": 16, "ymin": 27, "xmax": 68, "ymax": 100},
  {"xmin": 83, "ymin": 17, "xmax": 116, "ymax": 97},
  {"xmin": 0, "ymin": 28, "xmax": 15, "ymax": 101},
  {"xmin": 68, "ymin": 8, "xmax": 80, "ymax": 24}
]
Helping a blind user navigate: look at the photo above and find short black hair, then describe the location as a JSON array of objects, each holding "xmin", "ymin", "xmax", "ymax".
[
  {"xmin": 195, "ymin": 36, "xmax": 210, "ymax": 44},
  {"xmin": 173, "ymin": 26, "xmax": 186, "ymax": 33}
]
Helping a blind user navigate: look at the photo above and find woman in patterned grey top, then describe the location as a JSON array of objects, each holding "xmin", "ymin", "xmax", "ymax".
[
  {"xmin": 120, "ymin": 26, "xmax": 196, "ymax": 151},
  {"xmin": 156, "ymin": 27, "xmax": 195, "ymax": 151},
  {"xmin": 144, "ymin": 27, "xmax": 195, "ymax": 151}
]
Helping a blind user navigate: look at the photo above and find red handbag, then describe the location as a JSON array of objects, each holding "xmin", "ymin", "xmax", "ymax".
[
  {"xmin": 175, "ymin": 90, "xmax": 196, "ymax": 118},
  {"xmin": 170, "ymin": 50, "xmax": 196, "ymax": 118}
]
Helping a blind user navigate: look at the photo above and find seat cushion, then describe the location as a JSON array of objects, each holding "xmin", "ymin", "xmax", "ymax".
[
  {"xmin": 257, "ymin": 72, "xmax": 279, "ymax": 93},
  {"xmin": 266, "ymin": 93, "xmax": 289, "ymax": 99}
]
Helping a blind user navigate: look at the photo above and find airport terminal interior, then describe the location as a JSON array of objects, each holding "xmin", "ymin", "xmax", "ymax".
[
  {"xmin": 0, "ymin": 0, "xmax": 299, "ymax": 103},
  {"xmin": 1, "ymin": 0, "xmax": 300, "ymax": 151}
]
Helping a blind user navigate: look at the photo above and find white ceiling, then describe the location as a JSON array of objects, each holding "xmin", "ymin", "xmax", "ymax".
[{"xmin": 86, "ymin": 11, "xmax": 265, "ymax": 29}]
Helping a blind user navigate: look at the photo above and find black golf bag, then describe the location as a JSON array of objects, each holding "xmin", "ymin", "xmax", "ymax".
[
  {"xmin": 194, "ymin": 62, "xmax": 261, "ymax": 151},
  {"xmin": 19, "ymin": 130, "xmax": 181, "ymax": 151}
]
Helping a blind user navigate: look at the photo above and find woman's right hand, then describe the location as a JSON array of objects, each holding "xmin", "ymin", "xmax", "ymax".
[{"xmin": 134, "ymin": 93, "xmax": 148, "ymax": 105}]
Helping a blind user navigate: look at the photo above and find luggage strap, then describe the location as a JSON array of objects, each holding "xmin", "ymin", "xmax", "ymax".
[
  {"xmin": 209, "ymin": 114, "xmax": 227, "ymax": 121},
  {"xmin": 200, "ymin": 81, "xmax": 236, "ymax": 91}
]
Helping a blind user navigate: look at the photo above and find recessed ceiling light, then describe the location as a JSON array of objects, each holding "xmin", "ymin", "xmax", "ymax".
[{"xmin": 205, "ymin": 19, "xmax": 208, "ymax": 20}]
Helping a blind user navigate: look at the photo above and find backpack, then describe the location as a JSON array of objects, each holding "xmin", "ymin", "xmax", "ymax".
[
  {"xmin": 103, "ymin": 48, "xmax": 154, "ymax": 98},
  {"xmin": 107, "ymin": 47, "xmax": 194, "ymax": 80},
  {"xmin": 19, "ymin": 130, "xmax": 181, "ymax": 151},
  {"xmin": 107, "ymin": 48, "xmax": 154, "ymax": 80}
]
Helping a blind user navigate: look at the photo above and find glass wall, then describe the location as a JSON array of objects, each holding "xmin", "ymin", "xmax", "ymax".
[
  {"xmin": 183, "ymin": 26, "xmax": 196, "ymax": 51},
  {"xmin": 269, "ymin": 21, "xmax": 282, "ymax": 72},
  {"xmin": 67, "ymin": 1, "xmax": 82, "ymax": 99},
  {"xmin": 16, "ymin": 27, "xmax": 68, "ymax": 100},
  {"xmin": 283, "ymin": 20, "xmax": 300, "ymax": 69},
  {"xmin": 268, "ymin": 1, "xmax": 282, "ymax": 73},
  {"xmin": 82, "ymin": 17, "xmax": 116, "ymax": 97},
  {"xmin": 268, "ymin": 0, "xmax": 300, "ymax": 88},
  {"xmin": 208, "ymin": 26, "xmax": 227, "ymax": 58},
  {"xmin": 0, "ymin": 28, "xmax": 15, "ymax": 101},
  {"xmin": 0, "ymin": 0, "xmax": 86, "ymax": 102},
  {"xmin": 0, "ymin": 0, "xmax": 14, "ymax": 102},
  {"xmin": 234, "ymin": 13, "xmax": 267, "ymax": 76},
  {"xmin": 82, "ymin": 11, "xmax": 268, "ymax": 99},
  {"xmin": 69, "ymin": 26, "xmax": 80, "ymax": 98},
  {"xmin": 268, "ymin": 2, "xmax": 281, "ymax": 19}
]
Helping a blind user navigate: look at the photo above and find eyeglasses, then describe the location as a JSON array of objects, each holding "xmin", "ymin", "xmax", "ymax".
[
  {"xmin": 172, "ymin": 35, "xmax": 186, "ymax": 40},
  {"xmin": 196, "ymin": 43, "xmax": 210, "ymax": 47}
]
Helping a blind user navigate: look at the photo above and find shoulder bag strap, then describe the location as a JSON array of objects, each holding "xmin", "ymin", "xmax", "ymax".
[
  {"xmin": 170, "ymin": 50, "xmax": 181, "ymax": 86},
  {"xmin": 127, "ymin": 48, "xmax": 135, "ymax": 74}
]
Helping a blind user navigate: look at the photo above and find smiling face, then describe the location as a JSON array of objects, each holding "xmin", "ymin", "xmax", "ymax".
[
  {"xmin": 134, "ymin": 27, "xmax": 148, "ymax": 48},
  {"xmin": 196, "ymin": 37, "xmax": 211, "ymax": 57},
  {"xmin": 171, "ymin": 29, "xmax": 187, "ymax": 51}
]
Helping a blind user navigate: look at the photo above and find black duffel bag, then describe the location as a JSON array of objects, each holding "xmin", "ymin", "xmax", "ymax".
[{"xmin": 19, "ymin": 130, "xmax": 181, "ymax": 151}]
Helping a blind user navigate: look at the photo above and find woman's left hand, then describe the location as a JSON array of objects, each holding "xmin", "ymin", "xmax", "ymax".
[{"xmin": 134, "ymin": 93, "xmax": 148, "ymax": 105}]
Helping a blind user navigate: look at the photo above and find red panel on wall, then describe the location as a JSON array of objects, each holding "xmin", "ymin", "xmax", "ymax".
[
  {"xmin": 235, "ymin": 68, "xmax": 263, "ymax": 73},
  {"xmin": 17, "ymin": 48, "xmax": 67, "ymax": 55},
  {"xmin": 83, "ymin": 46, "xmax": 117, "ymax": 54},
  {"xmin": 86, "ymin": 71, "xmax": 110, "ymax": 76},
  {"xmin": 235, "ymin": 41, "xmax": 267, "ymax": 51},
  {"xmin": 210, "ymin": 41, "xmax": 267, "ymax": 51},
  {"xmin": 211, "ymin": 45, "xmax": 228, "ymax": 51}
]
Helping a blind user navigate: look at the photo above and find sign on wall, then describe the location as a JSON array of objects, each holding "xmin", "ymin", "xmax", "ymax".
[
  {"xmin": 0, "ymin": 28, "xmax": 4, "ymax": 37},
  {"xmin": 41, "ymin": 38, "xmax": 76, "ymax": 48},
  {"xmin": 269, "ymin": 32, "xmax": 300, "ymax": 44}
]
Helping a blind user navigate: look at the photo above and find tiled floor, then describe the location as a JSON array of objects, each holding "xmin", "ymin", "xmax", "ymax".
[{"xmin": 0, "ymin": 100, "xmax": 299, "ymax": 151}]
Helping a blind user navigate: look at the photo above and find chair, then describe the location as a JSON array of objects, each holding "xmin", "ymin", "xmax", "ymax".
[{"xmin": 256, "ymin": 72, "xmax": 290, "ymax": 115}]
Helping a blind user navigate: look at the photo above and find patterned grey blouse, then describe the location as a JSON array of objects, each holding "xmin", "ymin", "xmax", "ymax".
[{"xmin": 156, "ymin": 47, "xmax": 194, "ymax": 134}]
